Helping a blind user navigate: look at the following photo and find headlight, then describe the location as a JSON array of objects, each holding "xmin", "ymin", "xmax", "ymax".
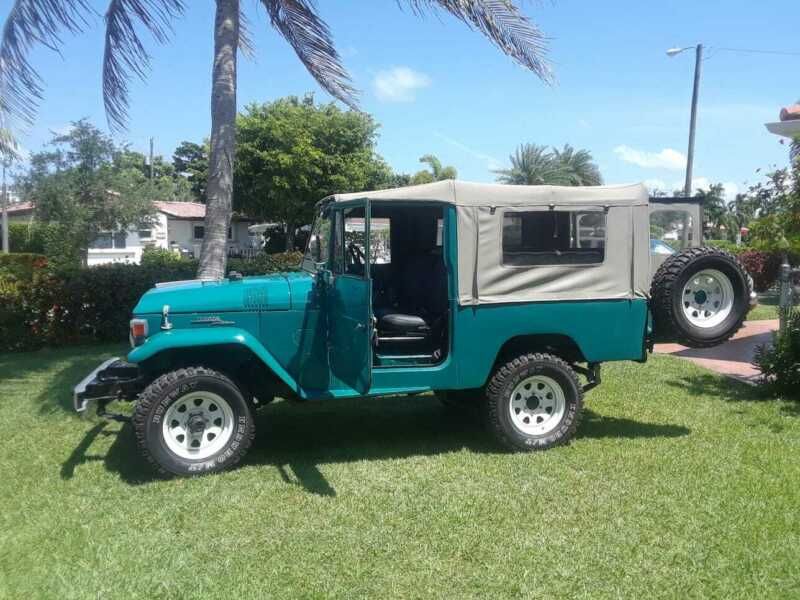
[{"xmin": 130, "ymin": 318, "xmax": 149, "ymax": 347}]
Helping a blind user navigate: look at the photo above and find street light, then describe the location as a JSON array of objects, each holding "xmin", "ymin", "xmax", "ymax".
[{"xmin": 667, "ymin": 44, "xmax": 704, "ymax": 197}]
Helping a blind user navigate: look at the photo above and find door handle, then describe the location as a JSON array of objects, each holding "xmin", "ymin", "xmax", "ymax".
[{"xmin": 355, "ymin": 323, "xmax": 367, "ymax": 331}]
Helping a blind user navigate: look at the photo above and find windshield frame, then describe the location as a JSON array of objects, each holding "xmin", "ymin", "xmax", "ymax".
[{"xmin": 301, "ymin": 203, "xmax": 332, "ymax": 273}]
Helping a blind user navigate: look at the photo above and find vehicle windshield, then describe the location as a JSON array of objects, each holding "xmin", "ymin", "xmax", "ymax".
[{"xmin": 301, "ymin": 205, "xmax": 332, "ymax": 273}]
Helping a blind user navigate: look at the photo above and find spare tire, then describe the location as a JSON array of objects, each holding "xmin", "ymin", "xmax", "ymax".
[{"xmin": 650, "ymin": 246, "xmax": 751, "ymax": 348}]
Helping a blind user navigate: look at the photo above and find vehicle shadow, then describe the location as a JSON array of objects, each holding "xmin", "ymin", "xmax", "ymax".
[{"xmin": 64, "ymin": 395, "xmax": 691, "ymax": 495}]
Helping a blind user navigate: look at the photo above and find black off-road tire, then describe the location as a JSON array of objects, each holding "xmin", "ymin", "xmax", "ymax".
[
  {"xmin": 650, "ymin": 246, "xmax": 751, "ymax": 348},
  {"xmin": 484, "ymin": 353, "xmax": 583, "ymax": 452},
  {"xmin": 133, "ymin": 367, "xmax": 255, "ymax": 477}
]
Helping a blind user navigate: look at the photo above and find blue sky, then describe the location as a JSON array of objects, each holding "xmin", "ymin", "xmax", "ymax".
[{"xmin": 8, "ymin": 0, "xmax": 799, "ymax": 199}]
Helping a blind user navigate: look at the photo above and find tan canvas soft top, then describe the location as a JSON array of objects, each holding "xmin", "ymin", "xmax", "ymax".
[{"xmin": 326, "ymin": 180, "xmax": 651, "ymax": 306}]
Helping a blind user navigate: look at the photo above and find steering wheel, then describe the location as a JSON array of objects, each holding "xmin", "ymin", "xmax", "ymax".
[{"xmin": 347, "ymin": 243, "xmax": 366, "ymax": 269}]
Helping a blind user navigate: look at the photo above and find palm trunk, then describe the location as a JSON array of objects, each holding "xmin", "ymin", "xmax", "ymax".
[
  {"xmin": 285, "ymin": 222, "xmax": 296, "ymax": 252},
  {"xmin": 198, "ymin": 0, "xmax": 239, "ymax": 279}
]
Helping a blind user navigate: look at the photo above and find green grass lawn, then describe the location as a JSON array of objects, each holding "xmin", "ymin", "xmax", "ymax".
[
  {"xmin": 748, "ymin": 292, "xmax": 780, "ymax": 321},
  {"xmin": 1, "ymin": 346, "xmax": 799, "ymax": 598}
]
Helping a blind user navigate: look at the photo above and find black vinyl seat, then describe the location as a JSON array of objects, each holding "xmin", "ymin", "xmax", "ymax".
[{"xmin": 375, "ymin": 250, "xmax": 447, "ymax": 343}]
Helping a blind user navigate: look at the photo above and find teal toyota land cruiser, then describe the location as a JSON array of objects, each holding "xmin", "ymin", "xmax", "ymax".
[{"xmin": 74, "ymin": 181, "xmax": 753, "ymax": 476}]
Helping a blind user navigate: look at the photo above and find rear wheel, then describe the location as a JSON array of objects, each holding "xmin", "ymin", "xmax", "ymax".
[
  {"xmin": 484, "ymin": 353, "xmax": 583, "ymax": 451},
  {"xmin": 651, "ymin": 247, "xmax": 751, "ymax": 348},
  {"xmin": 133, "ymin": 367, "xmax": 255, "ymax": 477}
]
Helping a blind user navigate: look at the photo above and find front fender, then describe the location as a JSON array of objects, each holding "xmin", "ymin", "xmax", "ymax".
[{"xmin": 127, "ymin": 327, "xmax": 301, "ymax": 395}]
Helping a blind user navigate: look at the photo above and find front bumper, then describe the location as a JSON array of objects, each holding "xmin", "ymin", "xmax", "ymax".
[{"xmin": 73, "ymin": 358, "xmax": 143, "ymax": 414}]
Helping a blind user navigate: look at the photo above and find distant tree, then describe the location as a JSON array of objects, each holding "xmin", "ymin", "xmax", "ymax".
[
  {"xmin": 494, "ymin": 144, "xmax": 570, "ymax": 185},
  {"xmin": 551, "ymin": 144, "xmax": 602, "ymax": 186},
  {"xmin": 173, "ymin": 141, "xmax": 209, "ymax": 202},
  {"xmin": 695, "ymin": 184, "xmax": 727, "ymax": 238},
  {"xmin": 234, "ymin": 96, "xmax": 392, "ymax": 250},
  {"xmin": 1, "ymin": 0, "xmax": 553, "ymax": 279},
  {"xmin": 411, "ymin": 154, "xmax": 457, "ymax": 185},
  {"xmin": 19, "ymin": 120, "xmax": 178, "ymax": 267}
]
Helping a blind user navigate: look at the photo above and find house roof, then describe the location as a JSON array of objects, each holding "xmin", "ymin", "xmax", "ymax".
[
  {"xmin": 153, "ymin": 201, "xmax": 207, "ymax": 219},
  {"xmin": 153, "ymin": 201, "xmax": 252, "ymax": 221},
  {"xmin": 5, "ymin": 201, "xmax": 34, "ymax": 214}
]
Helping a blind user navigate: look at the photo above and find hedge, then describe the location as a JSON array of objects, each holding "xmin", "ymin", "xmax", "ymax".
[{"xmin": 0, "ymin": 251, "xmax": 302, "ymax": 353}]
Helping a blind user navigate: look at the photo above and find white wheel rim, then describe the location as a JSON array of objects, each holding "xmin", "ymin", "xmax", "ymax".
[
  {"xmin": 681, "ymin": 268, "xmax": 735, "ymax": 329},
  {"xmin": 509, "ymin": 375, "xmax": 566, "ymax": 436},
  {"xmin": 162, "ymin": 391, "xmax": 235, "ymax": 460}
]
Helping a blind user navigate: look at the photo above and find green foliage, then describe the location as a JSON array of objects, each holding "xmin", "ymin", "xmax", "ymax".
[
  {"xmin": 18, "ymin": 120, "xmax": 191, "ymax": 268},
  {"xmin": 495, "ymin": 143, "xmax": 602, "ymax": 186},
  {"xmin": 173, "ymin": 140, "xmax": 209, "ymax": 202},
  {"xmin": 0, "ymin": 251, "xmax": 304, "ymax": 352},
  {"xmin": 234, "ymin": 96, "xmax": 392, "ymax": 247},
  {"xmin": 140, "ymin": 246, "xmax": 194, "ymax": 268},
  {"xmin": 0, "ymin": 252, "xmax": 47, "ymax": 281},
  {"xmin": 755, "ymin": 310, "xmax": 800, "ymax": 397},
  {"xmin": 409, "ymin": 154, "xmax": 457, "ymax": 185},
  {"xmin": 6, "ymin": 222, "xmax": 50, "ymax": 253}
]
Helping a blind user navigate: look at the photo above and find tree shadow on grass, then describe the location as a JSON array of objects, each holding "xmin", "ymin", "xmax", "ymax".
[
  {"xmin": 666, "ymin": 372, "xmax": 772, "ymax": 404},
  {"xmin": 0, "ymin": 344, "xmax": 127, "ymax": 415},
  {"xmin": 65, "ymin": 395, "xmax": 691, "ymax": 496},
  {"xmin": 577, "ymin": 409, "xmax": 690, "ymax": 440}
]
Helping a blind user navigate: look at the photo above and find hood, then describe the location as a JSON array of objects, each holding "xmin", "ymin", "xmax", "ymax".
[{"xmin": 132, "ymin": 273, "xmax": 300, "ymax": 315}]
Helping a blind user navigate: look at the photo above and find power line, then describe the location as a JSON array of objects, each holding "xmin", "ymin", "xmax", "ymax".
[{"xmin": 713, "ymin": 46, "xmax": 800, "ymax": 57}]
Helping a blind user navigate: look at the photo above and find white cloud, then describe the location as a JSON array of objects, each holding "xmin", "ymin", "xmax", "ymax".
[
  {"xmin": 613, "ymin": 145, "xmax": 686, "ymax": 170},
  {"xmin": 373, "ymin": 67, "xmax": 431, "ymax": 102},
  {"xmin": 434, "ymin": 131, "xmax": 503, "ymax": 171}
]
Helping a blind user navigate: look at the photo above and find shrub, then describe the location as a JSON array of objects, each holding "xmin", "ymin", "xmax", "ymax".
[
  {"xmin": 705, "ymin": 240, "xmax": 741, "ymax": 254},
  {"xmin": 6, "ymin": 223, "xmax": 52, "ymax": 254},
  {"xmin": 228, "ymin": 251, "xmax": 302, "ymax": 276},
  {"xmin": 737, "ymin": 250, "xmax": 784, "ymax": 292},
  {"xmin": 141, "ymin": 246, "xmax": 198, "ymax": 269},
  {"xmin": 755, "ymin": 310, "xmax": 800, "ymax": 398},
  {"xmin": 0, "ymin": 253, "xmax": 48, "ymax": 282},
  {"xmin": 0, "ymin": 250, "xmax": 305, "ymax": 352}
]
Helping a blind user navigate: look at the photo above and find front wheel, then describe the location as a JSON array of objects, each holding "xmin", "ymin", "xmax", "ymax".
[
  {"xmin": 133, "ymin": 367, "xmax": 255, "ymax": 477},
  {"xmin": 484, "ymin": 353, "xmax": 583, "ymax": 451}
]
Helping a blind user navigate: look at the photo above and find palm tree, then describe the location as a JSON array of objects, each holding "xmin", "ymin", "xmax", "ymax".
[
  {"xmin": 495, "ymin": 143, "xmax": 602, "ymax": 186},
  {"xmin": 412, "ymin": 154, "xmax": 457, "ymax": 184},
  {"xmin": 0, "ymin": 0, "xmax": 552, "ymax": 278},
  {"xmin": 494, "ymin": 144, "xmax": 570, "ymax": 185},
  {"xmin": 551, "ymin": 144, "xmax": 602, "ymax": 186}
]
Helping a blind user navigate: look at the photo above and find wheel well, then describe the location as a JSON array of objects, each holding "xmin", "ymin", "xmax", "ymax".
[
  {"xmin": 138, "ymin": 344, "xmax": 291, "ymax": 402},
  {"xmin": 494, "ymin": 334, "xmax": 586, "ymax": 368}
]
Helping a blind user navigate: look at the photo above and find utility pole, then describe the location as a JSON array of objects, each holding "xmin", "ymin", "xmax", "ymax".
[
  {"xmin": 683, "ymin": 44, "xmax": 703, "ymax": 197},
  {"xmin": 149, "ymin": 137, "xmax": 154, "ymax": 180},
  {"xmin": 1, "ymin": 162, "xmax": 8, "ymax": 254}
]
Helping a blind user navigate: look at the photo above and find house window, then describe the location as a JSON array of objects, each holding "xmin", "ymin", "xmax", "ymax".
[
  {"xmin": 502, "ymin": 210, "xmax": 606, "ymax": 266},
  {"xmin": 228, "ymin": 226, "xmax": 234, "ymax": 240},
  {"xmin": 113, "ymin": 231, "xmax": 127, "ymax": 249},
  {"xmin": 90, "ymin": 231, "xmax": 127, "ymax": 249},
  {"xmin": 138, "ymin": 229, "xmax": 152, "ymax": 241}
]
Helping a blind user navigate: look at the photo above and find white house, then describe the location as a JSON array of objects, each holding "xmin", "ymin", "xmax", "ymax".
[{"xmin": 87, "ymin": 201, "xmax": 257, "ymax": 266}]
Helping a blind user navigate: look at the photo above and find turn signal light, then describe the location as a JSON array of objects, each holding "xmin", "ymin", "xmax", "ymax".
[{"xmin": 130, "ymin": 319, "xmax": 149, "ymax": 347}]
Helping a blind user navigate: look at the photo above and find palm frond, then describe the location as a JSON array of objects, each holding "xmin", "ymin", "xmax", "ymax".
[
  {"xmin": 263, "ymin": 0, "xmax": 357, "ymax": 109},
  {"xmin": 403, "ymin": 0, "xmax": 552, "ymax": 83},
  {"xmin": 0, "ymin": 0, "xmax": 92, "ymax": 132},
  {"xmin": 239, "ymin": 9, "xmax": 256, "ymax": 60},
  {"xmin": 0, "ymin": 127, "xmax": 20, "ymax": 160},
  {"xmin": 102, "ymin": 0, "xmax": 185, "ymax": 132}
]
